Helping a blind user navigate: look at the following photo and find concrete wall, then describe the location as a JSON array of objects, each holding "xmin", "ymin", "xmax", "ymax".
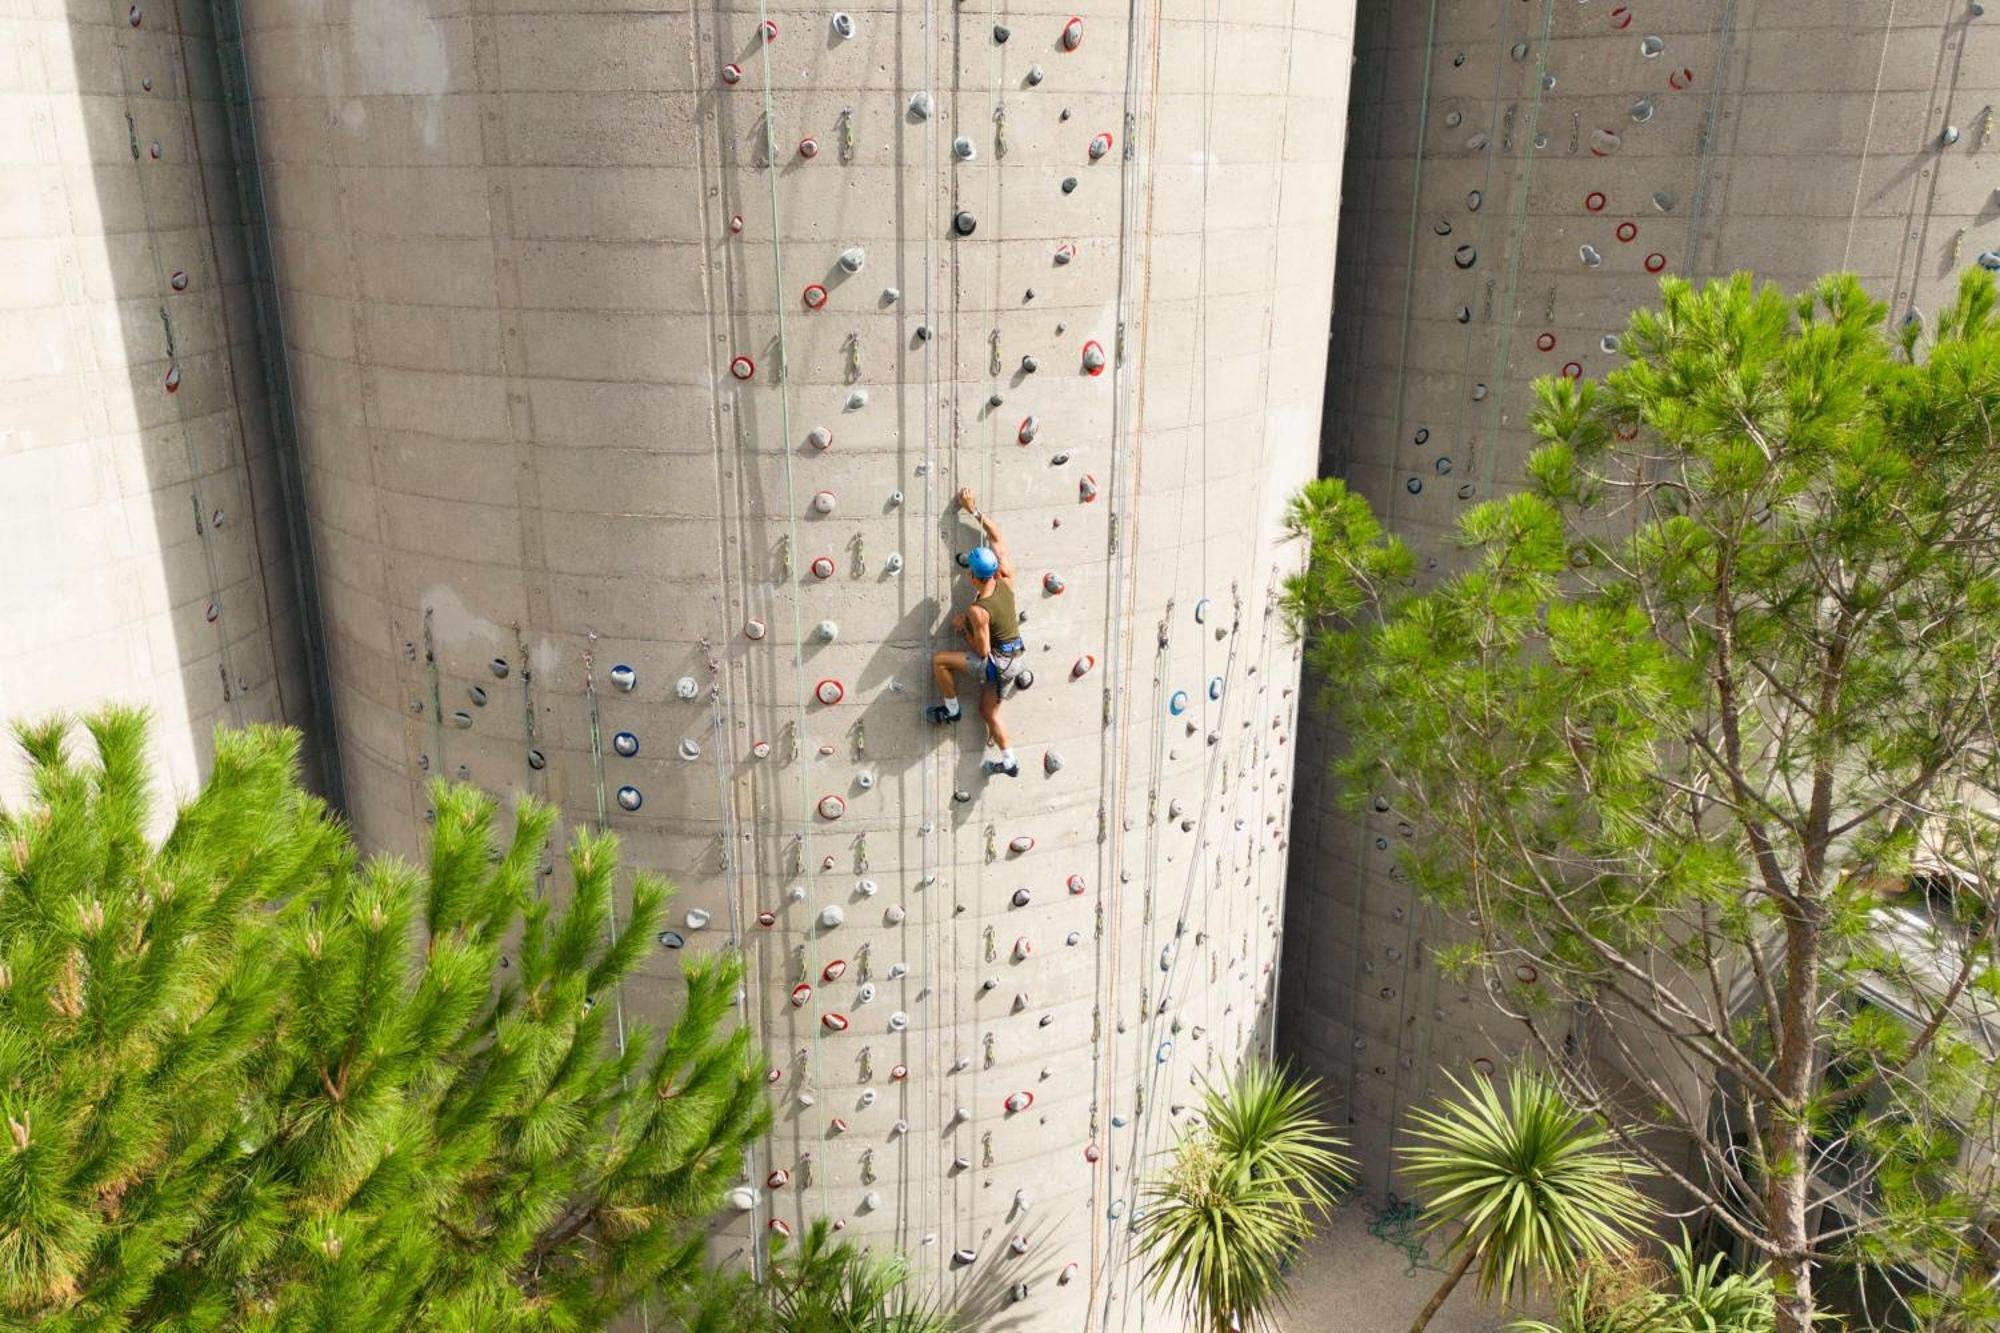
[
  {"xmin": 1, "ymin": 0, "xmax": 317, "ymax": 811},
  {"xmin": 1283, "ymin": 0, "xmax": 2000, "ymax": 1197},
  {"xmin": 233, "ymin": 0, "xmax": 1355, "ymax": 1326}
]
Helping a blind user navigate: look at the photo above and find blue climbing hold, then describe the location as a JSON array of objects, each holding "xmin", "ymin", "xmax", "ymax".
[
  {"xmin": 968, "ymin": 546, "xmax": 1001, "ymax": 579},
  {"xmin": 1168, "ymin": 690, "xmax": 1190, "ymax": 715},
  {"xmin": 1207, "ymin": 676, "xmax": 1222, "ymax": 701},
  {"xmin": 1979, "ymin": 250, "xmax": 2000, "ymax": 271}
]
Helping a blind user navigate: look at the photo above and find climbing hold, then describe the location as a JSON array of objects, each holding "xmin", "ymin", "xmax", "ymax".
[
  {"xmin": 1168, "ymin": 690, "xmax": 1190, "ymax": 715},
  {"xmin": 1589, "ymin": 128, "xmax": 1622, "ymax": 156},
  {"xmin": 616, "ymin": 786, "xmax": 643, "ymax": 812},
  {"xmin": 1156, "ymin": 1040, "xmax": 1172, "ymax": 1063},
  {"xmin": 1061, "ymin": 176, "xmax": 1078, "ymax": 194},
  {"xmin": 1027, "ymin": 64, "xmax": 1045, "ymax": 85},
  {"xmin": 1645, "ymin": 252, "xmax": 1667, "ymax": 273},
  {"xmin": 1018, "ymin": 416, "xmax": 1039, "ymax": 445},
  {"xmin": 727, "ymin": 1186, "xmax": 757, "ymax": 1211},
  {"xmin": 745, "ymin": 619, "xmax": 767, "ymax": 640},
  {"xmin": 909, "ymin": 91, "xmax": 933, "ymax": 119},
  {"xmin": 1081, "ymin": 340, "xmax": 1106, "ymax": 374},
  {"xmin": 163, "ymin": 366, "xmax": 182, "ymax": 393},
  {"xmin": 1640, "ymin": 33, "xmax": 1664, "ymax": 57},
  {"xmin": 1088, "ymin": 132, "xmax": 1113, "ymax": 160},
  {"xmin": 1616, "ymin": 221, "xmax": 1638, "ymax": 243},
  {"xmin": 169, "ymin": 269, "xmax": 189, "ymax": 292},
  {"xmin": 1020, "ymin": 354, "xmax": 1039, "ymax": 375},
  {"xmin": 526, "ymin": 748, "xmax": 547, "ymax": 770},
  {"xmin": 1630, "ymin": 96, "xmax": 1655, "ymax": 123},
  {"xmin": 1193, "ymin": 597, "xmax": 1210, "ymax": 623},
  {"xmin": 1207, "ymin": 676, "xmax": 1222, "ymax": 701},
  {"xmin": 1043, "ymin": 750, "xmax": 1064, "ymax": 774},
  {"xmin": 729, "ymin": 215, "xmax": 744, "ymax": 234},
  {"xmin": 1610, "ymin": 4, "xmax": 1633, "ymax": 27},
  {"xmin": 818, "ymin": 794, "xmax": 847, "ymax": 820},
  {"xmin": 954, "ymin": 211, "xmax": 977, "ymax": 236},
  {"xmin": 802, "ymin": 283, "xmax": 828, "ymax": 309},
  {"xmin": 821, "ymin": 958, "xmax": 848, "ymax": 983},
  {"xmin": 1072, "ymin": 654, "xmax": 1096, "ymax": 678},
  {"xmin": 1042, "ymin": 571, "xmax": 1064, "ymax": 594},
  {"xmin": 1078, "ymin": 474, "xmax": 1098, "ymax": 502},
  {"xmin": 1980, "ymin": 251, "xmax": 2000, "ymax": 271},
  {"xmin": 1536, "ymin": 332, "xmax": 1557, "ymax": 352},
  {"xmin": 791, "ymin": 983, "xmax": 813, "ymax": 1007},
  {"xmin": 819, "ymin": 904, "xmax": 846, "ymax": 929},
  {"xmin": 730, "ymin": 355, "xmax": 755, "ymax": 380},
  {"xmin": 1054, "ymin": 242, "xmax": 1076, "ymax": 265},
  {"xmin": 954, "ymin": 135, "xmax": 976, "ymax": 160},
  {"xmin": 657, "ymin": 930, "xmax": 685, "ymax": 949},
  {"xmin": 812, "ymin": 490, "xmax": 836, "ymax": 515},
  {"xmin": 1008, "ymin": 835, "xmax": 1035, "ymax": 855},
  {"xmin": 721, "ymin": 63, "xmax": 742, "ymax": 84},
  {"xmin": 798, "ymin": 138, "xmax": 822, "ymax": 163},
  {"xmin": 612, "ymin": 731, "xmax": 640, "ymax": 757},
  {"xmin": 752, "ymin": 741, "xmax": 772, "ymax": 759},
  {"xmin": 994, "ymin": 22, "xmax": 1010, "ymax": 42},
  {"xmin": 814, "ymin": 619, "xmax": 837, "ymax": 642},
  {"xmin": 831, "ymin": 11, "xmax": 854, "ymax": 39},
  {"xmin": 862, "ymin": 1189, "xmax": 881, "ymax": 1211},
  {"xmin": 1453, "ymin": 244, "xmax": 1477, "ymax": 270},
  {"xmin": 1012, "ymin": 936, "xmax": 1032, "ymax": 962},
  {"xmin": 1562, "ymin": 362, "xmax": 1583, "ymax": 380},
  {"xmin": 767, "ymin": 1169, "xmax": 790, "ymax": 1190},
  {"xmin": 1585, "ymin": 191, "xmax": 1607, "ymax": 213},
  {"xmin": 1067, "ymin": 874, "xmax": 1086, "ymax": 895},
  {"xmin": 1669, "ymin": 66, "xmax": 1694, "ymax": 90},
  {"xmin": 676, "ymin": 675, "xmax": 699, "ymax": 699},
  {"xmin": 809, "ymin": 555, "xmax": 836, "ymax": 580},
  {"xmin": 1012, "ymin": 887, "xmax": 1033, "ymax": 908},
  {"xmin": 1059, "ymin": 1263, "xmax": 1078, "ymax": 1286},
  {"xmin": 952, "ymin": 1248, "xmax": 977, "ymax": 1267},
  {"xmin": 1579, "ymin": 244, "xmax": 1602, "ymax": 268},
  {"xmin": 1061, "ymin": 16, "xmax": 1083, "ymax": 50},
  {"xmin": 885, "ymin": 901, "xmax": 907, "ymax": 924},
  {"xmin": 1083, "ymin": 1143, "xmax": 1101, "ymax": 1163},
  {"xmin": 821, "ymin": 1012, "xmax": 849, "ymax": 1032},
  {"xmin": 829, "ymin": 1117, "xmax": 848, "ymax": 1134}
]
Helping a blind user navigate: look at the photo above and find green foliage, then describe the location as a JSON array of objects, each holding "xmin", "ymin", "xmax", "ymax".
[
  {"xmin": 760, "ymin": 1218, "xmax": 954, "ymax": 1333},
  {"xmin": 1136, "ymin": 1060, "xmax": 1352, "ymax": 1333},
  {"xmin": 1511, "ymin": 1233, "xmax": 1776, "ymax": 1333},
  {"xmin": 1285, "ymin": 269, "xmax": 2000, "ymax": 1331},
  {"xmin": 0, "ymin": 709, "xmax": 769, "ymax": 1330},
  {"xmin": 1401, "ymin": 1068, "xmax": 1654, "ymax": 1318}
]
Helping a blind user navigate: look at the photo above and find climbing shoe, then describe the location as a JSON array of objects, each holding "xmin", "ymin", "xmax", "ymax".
[
  {"xmin": 985, "ymin": 757, "xmax": 1021, "ymax": 778},
  {"xmin": 927, "ymin": 703, "xmax": 961, "ymax": 725}
]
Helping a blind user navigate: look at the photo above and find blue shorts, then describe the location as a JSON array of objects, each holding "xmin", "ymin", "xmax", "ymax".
[{"xmin": 964, "ymin": 650, "xmax": 1024, "ymax": 698}]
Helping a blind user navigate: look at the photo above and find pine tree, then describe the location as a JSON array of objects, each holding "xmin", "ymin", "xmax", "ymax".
[
  {"xmin": 1285, "ymin": 270, "xmax": 2000, "ymax": 1333},
  {"xmin": 0, "ymin": 708, "xmax": 768, "ymax": 1329}
]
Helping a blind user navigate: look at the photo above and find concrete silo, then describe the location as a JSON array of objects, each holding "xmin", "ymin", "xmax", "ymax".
[
  {"xmin": 1284, "ymin": 0, "xmax": 2000, "ymax": 1196},
  {"xmin": 1, "ymin": 0, "xmax": 326, "ymax": 807},
  {"xmin": 230, "ymin": 0, "xmax": 1356, "ymax": 1326}
]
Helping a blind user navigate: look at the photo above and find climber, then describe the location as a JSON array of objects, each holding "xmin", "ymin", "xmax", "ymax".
[{"xmin": 929, "ymin": 486, "xmax": 1025, "ymax": 777}]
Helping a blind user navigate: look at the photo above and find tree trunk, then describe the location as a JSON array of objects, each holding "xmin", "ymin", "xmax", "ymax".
[
  {"xmin": 1408, "ymin": 1245, "xmax": 1478, "ymax": 1333},
  {"xmin": 1767, "ymin": 900, "xmax": 1824, "ymax": 1333}
]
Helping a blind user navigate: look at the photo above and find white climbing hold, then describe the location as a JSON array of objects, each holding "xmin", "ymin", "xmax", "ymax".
[
  {"xmin": 815, "ymin": 678, "xmax": 844, "ymax": 704},
  {"xmin": 1013, "ymin": 936, "xmax": 1032, "ymax": 962},
  {"xmin": 808, "ymin": 426, "xmax": 833, "ymax": 450},
  {"xmin": 830, "ymin": 11, "xmax": 854, "ymax": 38},
  {"xmin": 815, "ymin": 619, "xmax": 838, "ymax": 642},
  {"xmin": 887, "ymin": 961, "xmax": 908, "ymax": 979},
  {"xmin": 855, "ymin": 878, "xmax": 878, "ymax": 898},
  {"xmin": 857, "ymin": 982, "xmax": 876, "ymax": 1003},
  {"xmin": 819, "ymin": 903, "xmax": 845, "ymax": 928},
  {"xmin": 685, "ymin": 908, "xmax": 711, "ymax": 930},
  {"xmin": 953, "ymin": 135, "xmax": 976, "ymax": 160},
  {"xmin": 767, "ymin": 1169, "xmax": 790, "ymax": 1189},
  {"xmin": 1009, "ymin": 1235, "xmax": 1030, "ymax": 1256},
  {"xmin": 822, "ymin": 1012, "xmax": 849, "ymax": 1032},
  {"xmin": 1008, "ymin": 835, "xmax": 1035, "ymax": 855},
  {"xmin": 1072, "ymin": 654, "xmax": 1096, "ymax": 678},
  {"xmin": 1044, "ymin": 750, "xmax": 1064, "ymax": 774},
  {"xmin": 862, "ymin": 1190, "xmax": 881, "ymax": 1210},
  {"xmin": 1066, "ymin": 930, "xmax": 1081, "ymax": 946},
  {"xmin": 791, "ymin": 983, "xmax": 812, "ymax": 1007},
  {"xmin": 839, "ymin": 247, "xmax": 865, "ymax": 273},
  {"xmin": 884, "ymin": 552, "xmax": 904, "ymax": 573},
  {"xmin": 745, "ymin": 619, "xmax": 766, "ymax": 639},
  {"xmin": 1059, "ymin": 1262, "xmax": 1078, "ymax": 1285},
  {"xmin": 728, "ymin": 1186, "xmax": 757, "ymax": 1210},
  {"xmin": 885, "ymin": 903, "xmax": 906, "ymax": 924},
  {"xmin": 909, "ymin": 90, "xmax": 934, "ymax": 119},
  {"xmin": 889, "ymin": 1011, "xmax": 909, "ymax": 1030},
  {"xmin": 676, "ymin": 676, "xmax": 699, "ymax": 699},
  {"xmin": 812, "ymin": 491, "xmax": 836, "ymax": 514},
  {"xmin": 846, "ymin": 388, "xmax": 868, "ymax": 409},
  {"xmin": 610, "ymin": 664, "xmax": 637, "ymax": 691}
]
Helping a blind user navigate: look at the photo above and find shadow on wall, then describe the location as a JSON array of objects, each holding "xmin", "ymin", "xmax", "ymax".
[{"xmin": 5, "ymin": 0, "xmax": 326, "ymax": 802}]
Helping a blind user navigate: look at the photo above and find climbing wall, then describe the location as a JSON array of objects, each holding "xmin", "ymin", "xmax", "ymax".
[
  {"xmin": 0, "ymin": 0, "xmax": 322, "ymax": 812},
  {"xmin": 1283, "ymin": 0, "xmax": 2000, "ymax": 1197},
  {"xmin": 231, "ymin": 0, "xmax": 1355, "ymax": 1325}
]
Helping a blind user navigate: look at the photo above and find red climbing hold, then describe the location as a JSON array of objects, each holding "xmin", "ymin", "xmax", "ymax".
[
  {"xmin": 803, "ymin": 283, "xmax": 828, "ymax": 309},
  {"xmin": 758, "ymin": 909, "xmax": 777, "ymax": 927},
  {"xmin": 822, "ymin": 958, "xmax": 848, "ymax": 981},
  {"xmin": 1616, "ymin": 220, "xmax": 1637, "ymax": 243},
  {"xmin": 821, "ymin": 1012, "xmax": 849, "ymax": 1032},
  {"xmin": 791, "ymin": 982, "xmax": 813, "ymax": 1007},
  {"xmin": 1535, "ymin": 332, "xmax": 1556, "ymax": 352},
  {"xmin": 1084, "ymin": 1143, "xmax": 1102, "ymax": 1163},
  {"xmin": 760, "ymin": 18, "xmax": 778, "ymax": 42},
  {"xmin": 809, "ymin": 555, "xmax": 836, "ymax": 579},
  {"xmin": 815, "ymin": 678, "xmax": 844, "ymax": 704},
  {"xmin": 730, "ymin": 355, "xmax": 755, "ymax": 380},
  {"xmin": 163, "ymin": 366, "xmax": 182, "ymax": 393},
  {"xmin": 1081, "ymin": 339, "xmax": 1106, "ymax": 375},
  {"xmin": 1079, "ymin": 474, "xmax": 1098, "ymax": 502},
  {"xmin": 768, "ymin": 1168, "xmax": 790, "ymax": 1188},
  {"xmin": 817, "ymin": 794, "xmax": 847, "ymax": 820},
  {"xmin": 1067, "ymin": 874, "xmax": 1087, "ymax": 894},
  {"xmin": 1645, "ymin": 252, "xmax": 1667, "ymax": 273},
  {"xmin": 798, "ymin": 136, "xmax": 819, "ymax": 159},
  {"xmin": 1061, "ymin": 16, "xmax": 1083, "ymax": 50},
  {"xmin": 769, "ymin": 1217, "xmax": 792, "ymax": 1236},
  {"xmin": 1609, "ymin": 5, "xmax": 1632, "ymax": 28},
  {"xmin": 1562, "ymin": 362, "xmax": 1583, "ymax": 380},
  {"xmin": 1669, "ymin": 67, "xmax": 1694, "ymax": 90},
  {"xmin": 1088, "ymin": 132, "xmax": 1113, "ymax": 160},
  {"xmin": 722, "ymin": 63, "xmax": 743, "ymax": 84},
  {"xmin": 1004, "ymin": 1090, "xmax": 1035, "ymax": 1113},
  {"xmin": 1043, "ymin": 571, "xmax": 1065, "ymax": 595},
  {"xmin": 1071, "ymin": 654, "xmax": 1096, "ymax": 679},
  {"xmin": 1584, "ymin": 191, "xmax": 1606, "ymax": 213}
]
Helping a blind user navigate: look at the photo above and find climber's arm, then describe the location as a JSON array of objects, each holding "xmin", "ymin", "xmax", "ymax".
[{"xmin": 957, "ymin": 487, "xmax": 1012, "ymax": 577}]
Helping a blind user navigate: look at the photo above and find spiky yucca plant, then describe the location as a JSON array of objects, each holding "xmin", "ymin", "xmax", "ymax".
[
  {"xmin": 0, "ymin": 709, "xmax": 768, "ymax": 1328},
  {"xmin": 1137, "ymin": 1060, "xmax": 1352, "ymax": 1332},
  {"xmin": 1400, "ymin": 1068, "xmax": 1655, "ymax": 1333},
  {"xmin": 1511, "ymin": 1232, "xmax": 1775, "ymax": 1333}
]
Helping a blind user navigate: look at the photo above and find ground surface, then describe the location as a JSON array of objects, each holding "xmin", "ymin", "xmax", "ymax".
[{"xmin": 1277, "ymin": 1202, "xmax": 1539, "ymax": 1333}]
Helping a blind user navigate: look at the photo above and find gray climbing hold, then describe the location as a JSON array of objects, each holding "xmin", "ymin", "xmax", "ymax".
[
  {"xmin": 613, "ymin": 731, "xmax": 640, "ymax": 757},
  {"xmin": 1652, "ymin": 190, "xmax": 1676, "ymax": 212},
  {"xmin": 1510, "ymin": 39, "xmax": 1529, "ymax": 60},
  {"xmin": 657, "ymin": 929, "xmax": 685, "ymax": 949},
  {"xmin": 1465, "ymin": 132, "xmax": 1488, "ymax": 151},
  {"xmin": 994, "ymin": 23, "xmax": 1009, "ymax": 43},
  {"xmin": 1980, "ymin": 250, "xmax": 2000, "ymax": 271},
  {"xmin": 526, "ymin": 748, "xmax": 546, "ymax": 770},
  {"xmin": 616, "ymin": 786, "xmax": 643, "ymax": 812},
  {"xmin": 1467, "ymin": 189, "xmax": 1482, "ymax": 211},
  {"xmin": 1026, "ymin": 64, "xmax": 1045, "ymax": 85},
  {"xmin": 1020, "ymin": 354, "xmax": 1038, "ymax": 373},
  {"xmin": 831, "ymin": 11, "xmax": 854, "ymax": 38},
  {"xmin": 1630, "ymin": 97, "xmax": 1655, "ymax": 123},
  {"xmin": 1579, "ymin": 244, "xmax": 1602, "ymax": 268},
  {"xmin": 839, "ymin": 247, "xmax": 865, "ymax": 273},
  {"xmin": 678, "ymin": 738, "xmax": 701, "ymax": 760},
  {"xmin": 1455, "ymin": 305, "xmax": 1472, "ymax": 324},
  {"xmin": 953, "ymin": 211, "xmax": 977, "ymax": 236},
  {"xmin": 1640, "ymin": 34, "xmax": 1664, "ymax": 57},
  {"xmin": 1012, "ymin": 887, "xmax": 1032, "ymax": 907},
  {"xmin": 1044, "ymin": 750, "xmax": 1064, "ymax": 774},
  {"xmin": 916, "ymin": 325, "xmax": 932, "ymax": 341},
  {"xmin": 1454, "ymin": 245, "xmax": 1477, "ymax": 269},
  {"xmin": 1443, "ymin": 110, "xmax": 1462, "ymax": 128},
  {"xmin": 954, "ymin": 135, "xmax": 976, "ymax": 160},
  {"xmin": 847, "ymin": 388, "xmax": 869, "ymax": 409},
  {"xmin": 1941, "ymin": 125, "xmax": 1963, "ymax": 147},
  {"xmin": 910, "ymin": 91, "xmax": 934, "ymax": 119},
  {"xmin": 1061, "ymin": 176, "xmax": 1078, "ymax": 193}
]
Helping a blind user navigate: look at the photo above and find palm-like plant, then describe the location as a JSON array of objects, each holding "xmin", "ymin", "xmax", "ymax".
[
  {"xmin": 1399, "ymin": 1068, "xmax": 1655, "ymax": 1333},
  {"xmin": 1137, "ymin": 1060, "xmax": 1353, "ymax": 1332},
  {"xmin": 1510, "ymin": 1232, "xmax": 1775, "ymax": 1333},
  {"xmin": 765, "ymin": 1218, "xmax": 954, "ymax": 1333}
]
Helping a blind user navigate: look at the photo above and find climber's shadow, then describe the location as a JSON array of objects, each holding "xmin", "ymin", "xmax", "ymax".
[{"xmin": 936, "ymin": 1211, "xmax": 1068, "ymax": 1331}]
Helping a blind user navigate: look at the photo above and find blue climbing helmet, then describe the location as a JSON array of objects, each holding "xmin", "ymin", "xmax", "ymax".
[{"xmin": 967, "ymin": 545, "xmax": 1001, "ymax": 580}]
